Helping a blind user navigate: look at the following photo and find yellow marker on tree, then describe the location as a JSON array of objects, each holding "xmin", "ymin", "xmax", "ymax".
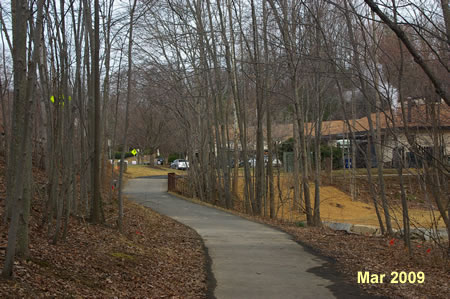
[
  {"xmin": 50, "ymin": 95, "xmax": 71, "ymax": 105},
  {"xmin": 131, "ymin": 149, "xmax": 137, "ymax": 156}
]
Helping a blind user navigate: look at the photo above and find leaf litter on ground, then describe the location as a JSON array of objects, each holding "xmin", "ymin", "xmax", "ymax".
[{"xmin": 0, "ymin": 156, "xmax": 207, "ymax": 298}]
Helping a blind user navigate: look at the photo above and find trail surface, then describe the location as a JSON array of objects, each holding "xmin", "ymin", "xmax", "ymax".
[{"xmin": 125, "ymin": 178, "xmax": 374, "ymax": 299}]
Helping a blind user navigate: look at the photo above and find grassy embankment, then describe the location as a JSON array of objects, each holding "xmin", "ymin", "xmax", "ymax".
[
  {"xmin": 126, "ymin": 164, "xmax": 445, "ymax": 228},
  {"xmin": 236, "ymin": 172, "xmax": 446, "ymax": 228}
]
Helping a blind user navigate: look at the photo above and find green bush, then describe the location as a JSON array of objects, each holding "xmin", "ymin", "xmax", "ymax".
[
  {"xmin": 317, "ymin": 145, "xmax": 343, "ymax": 169},
  {"xmin": 114, "ymin": 152, "xmax": 133, "ymax": 159},
  {"xmin": 279, "ymin": 140, "xmax": 343, "ymax": 168},
  {"xmin": 277, "ymin": 138, "xmax": 294, "ymax": 162},
  {"xmin": 295, "ymin": 221, "xmax": 305, "ymax": 227},
  {"xmin": 168, "ymin": 153, "xmax": 181, "ymax": 163}
]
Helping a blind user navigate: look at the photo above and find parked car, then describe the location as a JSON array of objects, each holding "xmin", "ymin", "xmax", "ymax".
[
  {"xmin": 171, "ymin": 159, "xmax": 189, "ymax": 170},
  {"xmin": 156, "ymin": 157, "xmax": 164, "ymax": 165}
]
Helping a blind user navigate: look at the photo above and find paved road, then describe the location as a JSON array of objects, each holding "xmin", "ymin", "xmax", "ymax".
[{"xmin": 125, "ymin": 178, "xmax": 372, "ymax": 299}]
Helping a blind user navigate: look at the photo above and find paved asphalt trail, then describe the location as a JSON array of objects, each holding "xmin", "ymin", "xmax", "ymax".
[{"xmin": 125, "ymin": 178, "xmax": 373, "ymax": 299}]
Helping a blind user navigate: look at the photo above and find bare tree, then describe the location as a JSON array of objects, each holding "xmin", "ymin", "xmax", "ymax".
[
  {"xmin": 364, "ymin": 0, "xmax": 450, "ymax": 106},
  {"xmin": 2, "ymin": 0, "xmax": 44, "ymax": 277},
  {"xmin": 117, "ymin": 0, "xmax": 137, "ymax": 232}
]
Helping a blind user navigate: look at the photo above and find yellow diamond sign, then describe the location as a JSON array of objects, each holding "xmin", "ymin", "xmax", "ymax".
[{"xmin": 131, "ymin": 149, "xmax": 137, "ymax": 156}]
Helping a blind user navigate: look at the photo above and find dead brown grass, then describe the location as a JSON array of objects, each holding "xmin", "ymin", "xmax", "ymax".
[
  {"xmin": 123, "ymin": 164, "xmax": 185, "ymax": 178},
  {"xmin": 235, "ymin": 174, "xmax": 445, "ymax": 228}
]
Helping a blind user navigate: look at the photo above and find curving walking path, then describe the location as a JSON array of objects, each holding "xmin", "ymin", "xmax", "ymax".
[{"xmin": 125, "ymin": 178, "xmax": 376, "ymax": 299}]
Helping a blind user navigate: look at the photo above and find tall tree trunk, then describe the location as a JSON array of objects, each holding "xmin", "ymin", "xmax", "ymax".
[
  {"xmin": 250, "ymin": 0, "xmax": 265, "ymax": 216},
  {"xmin": 313, "ymin": 80, "xmax": 322, "ymax": 227},
  {"xmin": 296, "ymin": 91, "xmax": 313, "ymax": 225},
  {"xmin": 292, "ymin": 112, "xmax": 301, "ymax": 211},
  {"xmin": 262, "ymin": 1, "xmax": 274, "ymax": 218},
  {"xmin": 2, "ymin": 0, "xmax": 40, "ymax": 277},
  {"xmin": 117, "ymin": 0, "xmax": 137, "ymax": 232},
  {"xmin": 371, "ymin": 10, "xmax": 393, "ymax": 235},
  {"xmin": 16, "ymin": 0, "xmax": 44, "ymax": 257},
  {"xmin": 205, "ymin": 0, "xmax": 231, "ymax": 208},
  {"xmin": 53, "ymin": 0, "xmax": 71, "ymax": 245},
  {"xmin": 83, "ymin": 0, "xmax": 94, "ymax": 218},
  {"xmin": 109, "ymin": 44, "xmax": 124, "ymax": 204},
  {"xmin": 342, "ymin": 0, "xmax": 387, "ymax": 234},
  {"xmin": 267, "ymin": 0, "xmax": 312, "ymax": 224},
  {"xmin": 392, "ymin": 0, "xmax": 410, "ymax": 252},
  {"xmin": 220, "ymin": 0, "xmax": 253, "ymax": 212},
  {"xmin": 100, "ymin": 0, "xmax": 114, "ymax": 203},
  {"xmin": 351, "ymin": 90, "xmax": 357, "ymax": 200},
  {"xmin": 90, "ymin": 0, "xmax": 103, "ymax": 223}
]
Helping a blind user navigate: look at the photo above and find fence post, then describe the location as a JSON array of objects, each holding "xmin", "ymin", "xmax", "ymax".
[{"xmin": 168, "ymin": 173, "xmax": 175, "ymax": 192}]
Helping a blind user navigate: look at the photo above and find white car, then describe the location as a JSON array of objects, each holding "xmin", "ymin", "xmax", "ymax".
[
  {"xmin": 272, "ymin": 158, "xmax": 282, "ymax": 167},
  {"xmin": 171, "ymin": 159, "xmax": 189, "ymax": 170},
  {"xmin": 248, "ymin": 158, "xmax": 282, "ymax": 167}
]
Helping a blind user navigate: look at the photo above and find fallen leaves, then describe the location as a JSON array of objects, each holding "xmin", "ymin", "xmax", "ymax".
[
  {"xmin": 261, "ymin": 218, "xmax": 449, "ymax": 299},
  {"xmin": 0, "ymin": 156, "xmax": 207, "ymax": 298}
]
